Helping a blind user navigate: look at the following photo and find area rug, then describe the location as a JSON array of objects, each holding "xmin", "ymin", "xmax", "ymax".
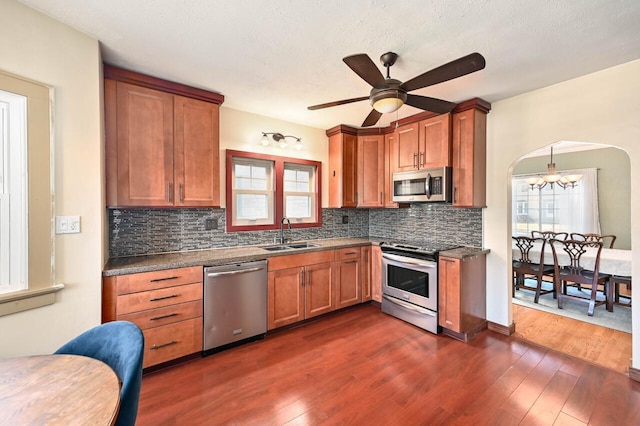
[{"xmin": 512, "ymin": 279, "xmax": 631, "ymax": 334}]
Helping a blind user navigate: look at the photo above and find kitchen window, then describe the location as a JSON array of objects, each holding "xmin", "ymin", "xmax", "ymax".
[{"xmin": 226, "ymin": 150, "xmax": 321, "ymax": 232}]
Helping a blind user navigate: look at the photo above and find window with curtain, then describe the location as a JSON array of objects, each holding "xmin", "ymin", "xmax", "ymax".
[{"xmin": 512, "ymin": 168, "xmax": 600, "ymax": 236}]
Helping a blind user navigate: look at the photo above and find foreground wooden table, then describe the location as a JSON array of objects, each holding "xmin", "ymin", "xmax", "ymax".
[{"xmin": 0, "ymin": 354, "xmax": 121, "ymax": 425}]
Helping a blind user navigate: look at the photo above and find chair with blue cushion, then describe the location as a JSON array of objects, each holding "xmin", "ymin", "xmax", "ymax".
[{"xmin": 54, "ymin": 321, "xmax": 144, "ymax": 426}]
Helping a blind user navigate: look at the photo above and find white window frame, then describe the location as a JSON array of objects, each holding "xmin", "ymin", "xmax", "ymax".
[
  {"xmin": 231, "ymin": 157, "xmax": 275, "ymax": 226},
  {"xmin": 283, "ymin": 162, "xmax": 316, "ymax": 224},
  {"xmin": 0, "ymin": 89, "xmax": 28, "ymax": 294}
]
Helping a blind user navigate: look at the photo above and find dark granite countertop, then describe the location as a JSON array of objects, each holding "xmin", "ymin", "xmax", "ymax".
[
  {"xmin": 103, "ymin": 237, "xmax": 379, "ymax": 276},
  {"xmin": 440, "ymin": 246, "xmax": 490, "ymax": 259}
]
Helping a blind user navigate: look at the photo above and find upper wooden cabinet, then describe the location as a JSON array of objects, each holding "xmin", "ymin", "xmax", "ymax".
[
  {"xmin": 357, "ymin": 134, "xmax": 384, "ymax": 207},
  {"xmin": 389, "ymin": 114, "xmax": 451, "ymax": 173},
  {"xmin": 383, "ymin": 132, "xmax": 397, "ymax": 208},
  {"xmin": 451, "ymin": 105, "xmax": 488, "ymax": 208},
  {"xmin": 104, "ymin": 65, "xmax": 223, "ymax": 208},
  {"xmin": 328, "ymin": 128, "xmax": 357, "ymax": 208}
]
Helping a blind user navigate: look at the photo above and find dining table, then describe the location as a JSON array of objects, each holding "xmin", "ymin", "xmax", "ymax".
[
  {"xmin": 512, "ymin": 240, "xmax": 632, "ymax": 277},
  {"xmin": 0, "ymin": 354, "xmax": 121, "ymax": 425}
]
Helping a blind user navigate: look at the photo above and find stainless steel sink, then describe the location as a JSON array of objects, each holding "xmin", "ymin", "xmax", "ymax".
[{"xmin": 261, "ymin": 242, "xmax": 320, "ymax": 251}]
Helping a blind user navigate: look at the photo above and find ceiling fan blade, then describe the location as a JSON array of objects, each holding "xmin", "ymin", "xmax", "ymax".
[
  {"xmin": 343, "ymin": 54, "xmax": 386, "ymax": 88},
  {"xmin": 307, "ymin": 96, "xmax": 370, "ymax": 110},
  {"xmin": 401, "ymin": 52, "xmax": 486, "ymax": 92},
  {"xmin": 405, "ymin": 94, "xmax": 457, "ymax": 114},
  {"xmin": 361, "ymin": 109, "xmax": 383, "ymax": 127}
]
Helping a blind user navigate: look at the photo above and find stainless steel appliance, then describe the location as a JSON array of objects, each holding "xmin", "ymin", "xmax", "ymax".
[
  {"xmin": 203, "ymin": 260, "xmax": 267, "ymax": 353},
  {"xmin": 392, "ymin": 167, "xmax": 452, "ymax": 203},
  {"xmin": 381, "ymin": 242, "xmax": 458, "ymax": 334}
]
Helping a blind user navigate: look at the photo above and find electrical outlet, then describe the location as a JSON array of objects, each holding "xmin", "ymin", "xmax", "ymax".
[
  {"xmin": 342, "ymin": 215, "xmax": 349, "ymax": 224},
  {"xmin": 205, "ymin": 218, "xmax": 218, "ymax": 230}
]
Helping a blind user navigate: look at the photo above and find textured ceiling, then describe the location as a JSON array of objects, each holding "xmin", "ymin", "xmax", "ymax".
[{"xmin": 16, "ymin": 0, "xmax": 640, "ymax": 130}]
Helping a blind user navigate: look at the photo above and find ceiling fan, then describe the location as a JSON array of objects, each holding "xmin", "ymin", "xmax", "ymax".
[{"xmin": 308, "ymin": 51, "xmax": 486, "ymax": 127}]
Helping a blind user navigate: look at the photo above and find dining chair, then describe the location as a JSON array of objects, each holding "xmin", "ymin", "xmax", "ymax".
[
  {"xmin": 512, "ymin": 236, "xmax": 556, "ymax": 303},
  {"xmin": 531, "ymin": 230, "xmax": 569, "ymax": 241},
  {"xmin": 54, "ymin": 321, "xmax": 145, "ymax": 426},
  {"xmin": 570, "ymin": 232, "xmax": 617, "ymax": 248},
  {"xmin": 610, "ymin": 275, "xmax": 632, "ymax": 307},
  {"xmin": 549, "ymin": 239, "xmax": 612, "ymax": 316}
]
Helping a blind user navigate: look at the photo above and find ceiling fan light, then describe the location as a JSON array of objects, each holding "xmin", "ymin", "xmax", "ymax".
[{"xmin": 373, "ymin": 97, "xmax": 404, "ymax": 113}]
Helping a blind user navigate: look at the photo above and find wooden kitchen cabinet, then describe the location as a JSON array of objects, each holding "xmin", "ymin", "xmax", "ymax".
[
  {"xmin": 390, "ymin": 122, "xmax": 420, "ymax": 173},
  {"xmin": 438, "ymin": 253, "xmax": 487, "ymax": 342},
  {"xmin": 104, "ymin": 65, "xmax": 222, "ymax": 208},
  {"xmin": 328, "ymin": 127, "xmax": 357, "ymax": 208},
  {"xmin": 451, "ymin": 104, "xmax": 488, "ymax": 208},
  {"xmin": 268, "ymin": 250, "xmax": 335, "ymax": 330},
  {"xmin": 361, "ymin": 246, "xmax": 372, "ymax": 301},
  {"xmin": 102, "ymin": 266, "xmax": 204, "ymax": 369},
  {"xmin": 384, "ymin": 132, "xmax": 398, "ymax": 207},
  {"xmin": 418, "ymin": 113, "xmax": 451, "ymax": 168},
  {"xmin": 371, "ymin": 245, "xmax": 382, "ymax": 303},
  {"xmin": 357, "ymin": 134, "xmax": 385, "ymax": 207},
  {"xmin": 335, "ymin": 247, "xmax": 361, "ymax": 308}
]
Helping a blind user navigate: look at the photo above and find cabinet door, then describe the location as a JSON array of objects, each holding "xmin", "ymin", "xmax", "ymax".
[
  {"xmin": 328, "ymin": 133, "xmax": 357, "ymax": 208},
  {"xmin": 419, "ymin": 114, "xmax": 451, "ymax": 168},
  {"xmin": 114, "ymin": 81, "xmax": 174, "ymax": 206},
  {"xmin": 438, "ymin": 256, "xmax": 461, "ymax": 332},
  {"xmin": 357, "ymin": 135, "xmax": 384, "ymax": 207},
  {"xmin": 305, "ymin": 262, "xmax": 334, "ymax": 319},
  {"xmin": 335, "ymin": 258, "xmax": 361, "ymax": 309},
  {"xmin": 371, "ymin": 246, "xmax": 382, "ymax": 303},
  {"xmin": 452, "ymin": 109, "xmax": 486, "ymax": 208},
  {"xmin": 390, "ymin": 122, "xmax": 420, "ymax": 173},
  {"xmin": 174, "ymin": 96, "xmax": 220, "ymax": 207},
  {"xmin": 268, "ymin": 267, "xmax": 304, "ymax": 330},
  {"xmin": 361, "ymin": 247, "xmax": 372, "ymax": 301},
  {"xmin": 383, "ymin": 132, "xmax": 398, "ymax": 207}
]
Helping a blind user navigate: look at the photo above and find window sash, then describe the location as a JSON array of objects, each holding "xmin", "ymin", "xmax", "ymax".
[{"xmin": 231, "ymin": 158, "xmax": 274, "ymax": 226}]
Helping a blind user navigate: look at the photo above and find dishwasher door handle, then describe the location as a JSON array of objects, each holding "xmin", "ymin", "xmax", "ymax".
[{"xmin": 206, "ymin": 266, "xmax": 264, "ymax": 278}]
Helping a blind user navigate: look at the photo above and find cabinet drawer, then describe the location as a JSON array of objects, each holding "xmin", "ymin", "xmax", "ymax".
[
  {"xmin": 118, "ymin": 300, "xmax": 202, "ymax": 330},
  {"xmin": 117, "ymin": 283, "xmax": 202, "ymax": 315},
  {"xmin": 142, "ymin": 318, "xmax": 202, "ymax": 368},
  {"xmin": 268, "ymin": 250, "xmax": 334, "ymax": 271},
  {"xmin": 335, "ymin": 247, "xmax": 361, "ymax": 260},
  {"xmin": 115, "ymin": 266, "xmax": 203, "ymax": 295}
]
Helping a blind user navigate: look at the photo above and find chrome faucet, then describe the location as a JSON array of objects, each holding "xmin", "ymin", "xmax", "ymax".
[{"xmin": 280, "ymin": 217, "xmax": 291, "ymax": 244}]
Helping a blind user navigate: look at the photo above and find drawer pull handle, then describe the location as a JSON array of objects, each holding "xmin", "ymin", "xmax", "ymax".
[
  {"xmin": 150, "ymin": 276, "xmax": 179, "ymax": 282},
  {"xmin": 149, "ymin": 313, "xmax": 178, "ymax": 321},
  {"xmin": 150, "ymin": 340, "xmax": 178, "ymax": 350},
  {"xmin": 345, "ymin": 260, "xmax": 357, "ymax": 264},
  {"xmin": 344, "ymin": 251, "xmax": 357, "ymax": 255},
  {"xmin": 149, "ymin": 294, "xmax": 179, "ymax": 302}
]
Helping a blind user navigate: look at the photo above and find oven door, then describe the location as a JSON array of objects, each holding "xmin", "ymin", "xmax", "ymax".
[{"xmin": 382, "ymin": 252, "xmax": 438, "ymax": 312}]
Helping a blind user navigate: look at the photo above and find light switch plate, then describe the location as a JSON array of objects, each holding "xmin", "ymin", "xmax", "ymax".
[{"xmin": 56, "ymin": 216, "xmax": 81, "ymax": 234}]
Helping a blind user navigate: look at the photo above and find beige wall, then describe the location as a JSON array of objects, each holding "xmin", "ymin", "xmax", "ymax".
[
  {"xmin": 0, "ymin": 0, "xmax": 103, "ymax": 356},
  {"xmin": 485, "ymin": 59, "xmax": 640, "ymax": 367},
  {"xmin": 219, "ymin": 107, "xmax": 329, "ymax": 207}
]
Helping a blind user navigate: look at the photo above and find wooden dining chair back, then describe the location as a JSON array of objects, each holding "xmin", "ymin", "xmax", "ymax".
[
  {"xmin": 512, "ymin": 236, "xmax": 556, "ymax": 303},
  {"xmin": 531, "ymin": 231, "xmax": 568, "ymax": 241},
  {"xmin": 549, "ymin": 239, "xmax": 612, "ymax": 316},
  {"xmin": 570, "ymin": 233, "xmax": 616, "ymax": 248}
]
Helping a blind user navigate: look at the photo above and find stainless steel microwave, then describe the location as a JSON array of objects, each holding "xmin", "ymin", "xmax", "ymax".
[{"xmin": 392, "ymin": 167, "xmax": 452, "ymax": 203}]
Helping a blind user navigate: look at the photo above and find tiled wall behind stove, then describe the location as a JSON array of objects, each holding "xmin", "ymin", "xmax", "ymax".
[
  {"xmin": 369, "ymin": 203, "xmax": 483, "ymax": 247},
  {"xmin": 108, "ymin": 208, "xmax": 370, "ymax": 258}
]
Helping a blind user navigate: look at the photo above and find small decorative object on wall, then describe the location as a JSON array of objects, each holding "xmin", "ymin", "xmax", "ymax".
[
  {"xmin": 260, "ymin": 132, "xmax": 302, "ymax": 150},
  {"xmin": 526, "ymin": 146, "xmax": 582, "ymax": 190}
]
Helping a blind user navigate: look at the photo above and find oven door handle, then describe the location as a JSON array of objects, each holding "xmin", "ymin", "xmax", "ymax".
[
  {"xmin": 382, "ymin": 252, "xmax": 437, "ymax": 267},
  {"xmin": 383, "ymin": 295, "xmax": 436, "ymax": 317}
]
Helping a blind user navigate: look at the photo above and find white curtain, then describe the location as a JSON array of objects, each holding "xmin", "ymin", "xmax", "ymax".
[{"xmin": 512, "ymin": 168, "xmax": 600, "ymax": 236}]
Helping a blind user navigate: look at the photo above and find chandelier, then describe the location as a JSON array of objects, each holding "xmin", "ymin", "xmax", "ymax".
[{"xmin": 526, "ymin": 147, "xmax": 582, "ymax": 190}]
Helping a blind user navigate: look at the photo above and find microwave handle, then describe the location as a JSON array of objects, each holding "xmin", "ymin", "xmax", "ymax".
[{"xmin": 425, "ymin": 172, "xmax": 432, "ymax": 199}]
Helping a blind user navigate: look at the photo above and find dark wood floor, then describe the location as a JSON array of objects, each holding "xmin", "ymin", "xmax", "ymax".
[{"xmin": 137, "ymin": 304, "xmax": 640, "ymax": 425}]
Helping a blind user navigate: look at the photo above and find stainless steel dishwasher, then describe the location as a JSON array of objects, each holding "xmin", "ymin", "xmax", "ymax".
[{"xmin": 203, "ymin": 260, "xmax": 268, "ymax": 353}]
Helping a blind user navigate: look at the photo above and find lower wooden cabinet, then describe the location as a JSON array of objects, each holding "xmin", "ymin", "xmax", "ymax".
[
  {"xmin": 361, "ymin": 247, "xmax": 372, "ymax": 302},
  {"xmin": 102, "ymin": 266, "xmax": 204, "ymax": 368},
  {"xmin": 335, "ymin": 247, "xmax": 361, "ymax": 308},
  {"xmin": 371, "ymin": 246, "xmax": 382, "ymax": 303},
  {"xmin": 438, "ymin": 253, "xmax": 487, "ymax": 341}
]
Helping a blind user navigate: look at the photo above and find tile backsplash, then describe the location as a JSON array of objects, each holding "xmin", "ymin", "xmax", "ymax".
[{"xmin": 108, "ymin": 204, "xmax": 482, "ymax": 258}]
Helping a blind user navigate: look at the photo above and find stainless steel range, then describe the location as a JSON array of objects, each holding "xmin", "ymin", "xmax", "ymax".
[{"xmin": 380, "ymin": 241, "xmax": 459, "ymax": 334}]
